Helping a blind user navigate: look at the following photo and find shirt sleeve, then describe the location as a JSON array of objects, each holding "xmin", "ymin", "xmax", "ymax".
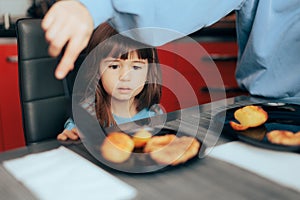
[
  {"xmin": 64, "ymin": 118, "xmax": 76, "ymax": 130},
  {"xmin": 79, "ymin": 0, "xmax": 114, "ymax": 28},
  {"xmin": 79, "ymin": 0, "xmax": 244, "ymax": 45}
]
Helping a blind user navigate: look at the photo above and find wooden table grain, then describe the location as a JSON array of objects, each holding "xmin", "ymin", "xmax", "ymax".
[{"xmin": 1, "ymin": 96, "xmax": 299, "ymax": 200}]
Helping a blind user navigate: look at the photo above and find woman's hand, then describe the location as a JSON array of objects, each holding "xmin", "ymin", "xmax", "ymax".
[
  {"xmin": 57, "ymin": 128, "xmax": 80, "ymax": 141},
  {"xmin": 42, "ymin": 0, "xmax": 94, "ymax": 79}
]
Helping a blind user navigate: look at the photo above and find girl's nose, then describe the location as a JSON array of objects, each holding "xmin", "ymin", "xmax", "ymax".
[{"xmin": 119, "ymin": 66, "xmax": 131, "ymax": 81}]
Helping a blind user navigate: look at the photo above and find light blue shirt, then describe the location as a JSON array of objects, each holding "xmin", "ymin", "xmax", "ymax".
[
  {"xmin": 65, "ymin": 108, "xmax": 162, "ymax": 130},
  {"xmin": 80, "ymin": 0, "xmax": 300, "ymax": 100},
  {"xmin": 113, "ymin": 108, "xmax": 160, "ymax": 124}
]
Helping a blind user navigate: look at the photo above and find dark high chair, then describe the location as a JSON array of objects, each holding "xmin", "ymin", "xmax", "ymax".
[{"xmin": 16, "ymin": 18, "xmax": 85, "ymax": 145}]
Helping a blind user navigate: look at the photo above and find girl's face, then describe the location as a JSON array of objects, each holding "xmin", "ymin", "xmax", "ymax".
[{"xmin": 100, "ymin": 51, "xmax": 148, "ymax": 101}]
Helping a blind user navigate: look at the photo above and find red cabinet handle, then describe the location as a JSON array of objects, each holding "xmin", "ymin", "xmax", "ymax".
[
  {"xmin": 202, "ymin": 54, "xmax": 237, "ymax": 62},
  {"xmin": 201, "ymin": 86, "xmax": 245, "ymax": 93},
  {"xmin": 6, "ymin": 56, "xmax": 18, "ymax": 63}
]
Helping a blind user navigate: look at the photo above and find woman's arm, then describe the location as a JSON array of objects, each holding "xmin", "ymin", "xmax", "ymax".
[
  {"xmin": 42, "ymin": 0, "xmax": 244, "ymax": 79},
  {"xmin": 84, "ymin": 0, "xmax": 244, "ymax": 45}
]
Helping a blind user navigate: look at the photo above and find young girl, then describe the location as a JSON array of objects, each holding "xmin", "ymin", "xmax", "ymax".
[{"xmin": 58, "ymin": 23, "xmax": 162, "ymax": 141}]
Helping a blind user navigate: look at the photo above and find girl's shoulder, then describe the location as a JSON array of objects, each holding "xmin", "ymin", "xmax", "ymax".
[
  {"xmin": 80, "ymin": 96, "xmax": 96, "ymax": 115},
  {"xmin": 141, "ymin": 104, "xmax": 164, "ymax": 117},
  {"xmin": 149, "ymin": 104, "xmax": 164, "ymax": 115}
]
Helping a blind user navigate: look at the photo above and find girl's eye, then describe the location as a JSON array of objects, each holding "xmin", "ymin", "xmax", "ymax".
[
  {"xmin": 133, "ymin": 65, "xmax": 142, "ymax": 70},
  {"xmin": 109, "ymin": 65, "xmax": 119, "ymax": 69}
]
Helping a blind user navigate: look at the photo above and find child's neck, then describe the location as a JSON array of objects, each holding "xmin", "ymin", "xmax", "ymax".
[{"xmin": 110, "ymin": 99, "xmax": 138, "ymax": 118}]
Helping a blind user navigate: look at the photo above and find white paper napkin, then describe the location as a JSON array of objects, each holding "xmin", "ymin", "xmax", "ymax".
[
  {"xmin": 3, "ymin": 146, "xmax": 136, "ymax": 200},
  {"xmin": 206, "ymin": 141, "xmax": 300, "ymax": 192}
]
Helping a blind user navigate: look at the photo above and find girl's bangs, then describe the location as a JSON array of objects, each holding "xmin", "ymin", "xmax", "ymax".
[{"xmin": 105, "ymin": 37, "xmax": 155, "ymax": 61}]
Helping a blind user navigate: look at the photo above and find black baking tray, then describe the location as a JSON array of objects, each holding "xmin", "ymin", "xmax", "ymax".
[
  {"xmin": 219, "ymin": 103, "xmax": 300, "ymax": 152},
  {"xmin": 73, "ymin": 104, "xmax": 205, "ymax": 173}
]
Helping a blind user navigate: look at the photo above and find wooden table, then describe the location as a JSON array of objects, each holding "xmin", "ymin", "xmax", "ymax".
[{"xmin": 1, "ymin": 96, "xmax": 299, "ymax": 200}]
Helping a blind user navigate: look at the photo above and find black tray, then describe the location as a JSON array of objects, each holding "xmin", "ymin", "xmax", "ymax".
[
  {"xmin": 96, "ymin": 128, "xmax": 205, "ymax": 173},
  {"xmin": 73, "ymin": 104, "xmax": 205, "ymax": 173},
  {"xmin": 220, "ymin": 103, "xmax": 300, "ymax": 152}
]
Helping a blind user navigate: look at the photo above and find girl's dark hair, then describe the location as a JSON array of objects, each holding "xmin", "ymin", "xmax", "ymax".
[{"xmin": 86, "ymin": 23, "xmax": 162, "ymax": 127}]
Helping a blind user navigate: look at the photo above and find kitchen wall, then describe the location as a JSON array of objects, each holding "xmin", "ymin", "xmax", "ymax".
[
  {"xmin": 0, "ymin": 0, "xmax": 34, "ymax": 37},
  {"xmin": 0, "ymin": 0, "xmax": 32, "ymax": 16}
]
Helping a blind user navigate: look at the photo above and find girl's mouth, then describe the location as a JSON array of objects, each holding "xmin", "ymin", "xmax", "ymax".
[{"xmin": 117, "ymin": 87, "xmax": 132, "ymax": 94}]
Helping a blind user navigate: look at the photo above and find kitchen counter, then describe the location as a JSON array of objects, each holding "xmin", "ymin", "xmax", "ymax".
[
  {"xmin": 0, "ymin": 38, "xmax": 16, "ymax": 44},
  {"xmin": 0, "ymin": 27, "xmax": 16, "ymax": 37},
  {"xmin": 0, "ymin": 15, "xmax": 31, "ymax": 37}
]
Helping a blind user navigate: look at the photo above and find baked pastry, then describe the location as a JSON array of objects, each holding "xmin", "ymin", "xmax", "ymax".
[
  {"xmin": 100, "ymin": 132, "xmax": 134, "ymax": 163},
  {"xmin": 132, "ymin": 129, "xmax": 152, "ymax": 148},
  {"xmin": 230, "ymin": 105, "xmax": 268, "ymax": 131},
  {"xmin": 267, "ymin": 130, "xmax": 300, "ymax": 146},
  {"xmin": 144, "ymin": 134, "xmax": 200, "ymax": 166},
  {"xmin": 144, "ymin": 134, "xmax": 176, "ymax": 153}
]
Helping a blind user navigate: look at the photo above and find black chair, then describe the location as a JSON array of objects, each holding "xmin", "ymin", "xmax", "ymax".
[{"xmin": 16, "ymin": 18, "xmax": 85, "ymax": 145}]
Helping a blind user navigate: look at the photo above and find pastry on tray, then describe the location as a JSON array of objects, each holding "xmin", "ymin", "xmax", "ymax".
[
  {"xmin": 132, "ymin": 129, "xmax": 152, "ymax": 148},
  {"xmin": 100, "ymin": 130, "xmax": 201, "ymax": 166},
  {"xmin": 230, "ymin": 105, "xmax": 268, "ymax": 131},
  {"xmin": 267, "ymin": 130, "xmax": 300, "ymax": 146},
  {"xmin": 100, "ymin": 132, "xmax": 135, "ymax": 163},
  {"xmin": 144, "ymin": 134, "xmax": 200, "ymax": 166}
]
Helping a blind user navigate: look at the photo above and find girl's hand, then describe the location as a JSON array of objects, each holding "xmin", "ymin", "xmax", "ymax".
[{"xmin": 57, "ymin": 128, "xmax": 79, "ymax": 141}]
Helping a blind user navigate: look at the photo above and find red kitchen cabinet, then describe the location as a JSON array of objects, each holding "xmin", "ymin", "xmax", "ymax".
[
  {"xmin": 0, "ymin": 39, "xmax": 25, "ymax": 152},
  {"xmin": 199, "ymin": 41, "xmax": 248, "ymax": 100},
  {"xmin": 157, "ymin": 39, "xmax": 247, "ymax": 112},
  {"xmin": 156, "ymin": 13, "xmax": 248, "ymax": 112},
  {"xmin": 157, "ymin": 43, "xmax": 181, "ymax": 112},
  {"xmin": 200, "ymin": 41, "xmax": 238, "ymax": 86},
  {"xmin": 157, "ymin": 41, "xmax": 207, "ymax": 112}
]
